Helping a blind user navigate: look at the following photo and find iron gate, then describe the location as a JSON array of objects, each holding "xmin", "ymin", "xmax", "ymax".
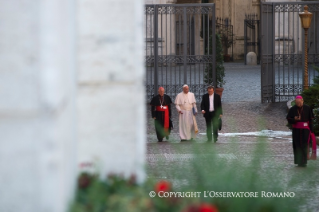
[
  {"xmin": 261, "ymin": 2, "xmax": 319, "ymax": 102},
  {"xmin": 244, "ymin": 14, "xmax": 260, "ymax": 65},
  {"xmin": 145, "ymin": 4, "xmax": 216, "ymax": 102}
]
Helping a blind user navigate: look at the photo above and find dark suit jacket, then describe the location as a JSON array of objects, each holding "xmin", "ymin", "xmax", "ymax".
[{"xmin": 200, "ymin": 93, "xmax": 223, "ymax": 118}]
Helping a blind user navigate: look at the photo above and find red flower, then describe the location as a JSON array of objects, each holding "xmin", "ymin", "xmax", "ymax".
[
  {"xmin": 182, "ymin": 203, "xmax": 219, "ymax": 212},
  {"xmin": 154, "ymin": 180, "xmax": 171, "ymax": 193},
  {"xmin": 79, "ymin": 162, "xmax": 93, "ymax": 168},
  {"xmin": 182, "ymin": 205, "xmax": 198, "ymax": 212},
  {"xmin": 199, "ymin": 203, "xmax": 219, "ymax": 212},
  {"xmin": 128, "ymin": 174, "xmax": 137, "ymax": 186},
  {"xmin": 78, "ymin": 173, "xmax": 91, "ymax": 189}
]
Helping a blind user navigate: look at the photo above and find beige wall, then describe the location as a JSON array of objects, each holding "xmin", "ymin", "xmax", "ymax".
[
  {"xmin": 0, "ymin": 1, "xmax": 77, "ymax": 211},
  {"xmin": 176, "ymin": 0, "xmax": 201, "ymax": 3},
  {"xmin": 78, "ymin": 0, "xmax": 146, "ymax": 182},
  {"xmin": 209, "ymin": 0, "xmax": 262, "ymax": 60},
  {"xmin": 144, "ymin": 0, "xmax": 264, "ymax": 60},
  {"xmin": 213, "ymin": 0, "xmax": 261, "ymax": 60}
]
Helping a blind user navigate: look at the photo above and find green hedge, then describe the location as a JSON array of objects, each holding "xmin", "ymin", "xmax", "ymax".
[{"xmin": 300, "ymin": 65, "xmax": 319, "ymax": 135}]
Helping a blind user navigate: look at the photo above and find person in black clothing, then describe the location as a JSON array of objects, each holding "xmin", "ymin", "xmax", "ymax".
[
  {"xmin": 150, "ymin": 87, "xmax": 173, "ymax": 142},
  {"xmin": 201, "ymin": 85, "xmax": 223, "ymax": 142},
  {"xmin": 286, "ymin": 95, "xmax": 314, "ymax": 167}
]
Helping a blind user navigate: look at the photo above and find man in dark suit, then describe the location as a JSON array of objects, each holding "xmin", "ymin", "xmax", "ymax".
[
  {"xmin": 150, "ymin": 87, "xmax": 173, "ymax": 142},
  {"xmin": 201, "ymin": 85, "xmax": 223, "ymax": 142}
]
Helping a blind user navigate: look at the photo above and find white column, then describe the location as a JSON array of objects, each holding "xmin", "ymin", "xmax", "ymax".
[
  {"xmin": 77, "ymin": 0, "xmax": 146, "ymax": 181},
  {"xmin": 0, "ymin": 0, "xmax": 77, "ymax": 212}
]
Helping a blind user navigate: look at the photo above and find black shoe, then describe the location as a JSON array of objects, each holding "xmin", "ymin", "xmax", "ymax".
[
  {"xmin": 158, "ymin": 139, "xmax": 163, "ymax": 142},
  {"xmin": 166, "ymin": 136, "xmax": 169, "ymax": 140},
  {"xmin": 297, "ymin": 164, "xmax": 307, "ymax": 167},
  {"xmin": 181, "ymin": 139, "xmax": 187, "ymax": 141},
  {"xmin": 206, "ymin": 140, "xmax": 213, "ymax": 142},
  {"xmin": 214, "ymin": 139, "xmax": 218, "ymax": 143}
]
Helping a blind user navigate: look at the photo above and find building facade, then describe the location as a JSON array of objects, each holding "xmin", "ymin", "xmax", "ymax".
[{"xmin": 145, "ymin": 0, "xmax": 262, "ymax": 60}]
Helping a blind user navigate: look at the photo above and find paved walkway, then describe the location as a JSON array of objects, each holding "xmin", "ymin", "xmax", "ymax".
[
  {"xmin": 146, "ymin": 62, "xmax": 319, "ymax": 211},
  {"xmin": 222, "ymin": 62, "xmax": 261, "ymax": 102}
]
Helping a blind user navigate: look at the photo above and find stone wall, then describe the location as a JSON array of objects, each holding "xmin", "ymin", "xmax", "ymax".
[
  {"xmin": 0, "ymin": 0, "xmax": 146, "ymax": 211},
  {"xmin": 77, "ymin": 0, "xmax": 146, "ymax": 181},
  {"xmin": 0, "ymin": 0, "xmax": 77, "ymax": 212}
]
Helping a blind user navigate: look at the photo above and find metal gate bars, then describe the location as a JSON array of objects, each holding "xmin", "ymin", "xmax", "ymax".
[
  {"xmin": 145, "ymin": 4, "xmax": 216, "ymax": 102},
  {"xmin": 244, "ymin": 14, "xmax": 260, "ymax": 65},
  {"xmin": 261, "ymin": 2, "xmax": 319, "ymax": 102}
]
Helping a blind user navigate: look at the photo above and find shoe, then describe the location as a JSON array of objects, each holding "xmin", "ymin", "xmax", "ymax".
[
  {"xmin": 166, "ymin": 136, "xmax": 169, "ymax": 140},
  {"xmin": 214, "ymin": 139, "xmax": 218, "ymax": 143},
  {"xmin": 206, "ymin": 140, "xmax": 213, "ymax": 142},
  {"xmin": 181, "ymin": 139, "xmax": 187, "ymax": 141},
  {"xmin": 297, "ymin": 164, "xmax": 307, "ymax": 167},
  {"xmin": 158, "ymin": 139, "xmax": 163, "ymax": 142}
]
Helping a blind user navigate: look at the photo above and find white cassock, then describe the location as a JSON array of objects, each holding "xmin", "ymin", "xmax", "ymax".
[{"xmin": 175, "ymin": 92, "xmax": 198, "ymax": 140}]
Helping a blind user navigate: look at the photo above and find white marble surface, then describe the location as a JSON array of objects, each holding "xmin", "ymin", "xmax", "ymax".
[
  {"xmin": 0, "ymin": 1, "xmax": 77, "ymax": 212},
  {"xmin": 77, "ymin": 0, "xmax": 146, "ymax": 181}
]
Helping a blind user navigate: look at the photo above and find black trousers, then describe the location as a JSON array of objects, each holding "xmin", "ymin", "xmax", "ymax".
[
  {"xmin": 154, "ymin": 111, "xmax": 171, "ymax": 141},
  {"xmin": 292, "ymin": 129, "xmax": 309, "ymax": 165},
  {"xmin": 205, "ymin": 112, "xmax": 219, "ymax": 141}
]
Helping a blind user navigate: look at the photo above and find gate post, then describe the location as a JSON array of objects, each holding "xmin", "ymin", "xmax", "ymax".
[
  {"xmin": 212, "ymin": 4, "xmax": 216, "ymax": 87},
  {"xmin": 183, "ymin": 6, "xmax": 188, "ymax": 84},
  {"xmin": 244, "ymin": 20, "xmax": 247, "ymax": 65},
  {"xmin": 154, "ymin": 5, "xmax": 159, "ymax": 95},
  {"xmin": 260, "ymin": 3, "xmax": 274, "ymax": 103}
]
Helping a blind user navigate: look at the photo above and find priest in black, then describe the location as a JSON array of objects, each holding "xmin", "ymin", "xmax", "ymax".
[
  {"xmin": 201, "ymin": 85, "xmax": 223, "ymax": 142},
  {"xmin": 150, "ymin": 87, "xmax": 173, "ymax": 142},
  {"xmin": 286, "ymin": 95, "xmax": 314, "ymax": 167}
]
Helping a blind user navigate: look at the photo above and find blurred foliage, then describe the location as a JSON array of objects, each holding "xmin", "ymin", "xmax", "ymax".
[{"xmin": 68, "ymin": 135, "xmax": 313, "ymax": 212}]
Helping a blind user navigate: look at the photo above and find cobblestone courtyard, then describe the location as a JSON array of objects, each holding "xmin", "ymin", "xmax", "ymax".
[{"xmin": 146, "ymin": 63, "xmax": 319, "ymax": 211}]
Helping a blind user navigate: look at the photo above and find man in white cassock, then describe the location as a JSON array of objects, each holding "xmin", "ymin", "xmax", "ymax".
[{"xmin": 175, "ymin": 84, "xmax": 198, "ymax": 141}]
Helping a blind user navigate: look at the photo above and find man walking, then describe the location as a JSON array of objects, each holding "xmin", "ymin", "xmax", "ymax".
[
  {"xmin": 175, "ymin": 85, "xmax": 198, "ymax": 141},
  {"xmin": 286, "ymin": 95, "xmax": 315, "ymax": 167},
  {"xmin": 201, "ymin": 85, "xmax": 223, "ymax": 142},
  {"xmin": 150, "ymin": 87, "xmax": 173, "ymax": 142}
]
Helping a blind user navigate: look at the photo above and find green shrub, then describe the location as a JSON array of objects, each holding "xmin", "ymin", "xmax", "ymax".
[
  {"xmin": 302, "ymin": 85, "xmax": 319, "ymax": 109},
  {"xmin": 312, "ymin": 65, "xmax": 319, "ymax": 85},
  {"xmin": 300, "ymin": 71, "xmax": 319, "ymax": 135},
  {"xmin": 287, "ymin": 65, "xmax": 319, "ymax": 133},
  {"xmin": 304, "ymin": 89, "xmax": 319, "ymax": 135},
  {"xmin": 204, "ymin": 33, "xmax": 225, "ymax": 88}
]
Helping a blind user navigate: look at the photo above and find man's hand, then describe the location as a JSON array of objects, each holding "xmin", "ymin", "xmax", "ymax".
[
  {"xmin": 153, "ymin": 117, "xmax": 156, "ymax": 119},
  {"xmin": 220, "ymin": 114, "xmax": 223, "ymax": 118},
  {"xmin": 201, "ymin": 110, "xmax": 205, "ymax": 114},
  {"xmin": 294, "ymin": 116, "xmax": 300, "ymax": 121},
  {"xmin": 179, "ymin": 111, "xmax": 183, "ymax": 114}
]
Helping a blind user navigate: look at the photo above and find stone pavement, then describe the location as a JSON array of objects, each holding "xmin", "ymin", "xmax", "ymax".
[
  {"xmin": 222, "ymin": 62, "xmax": 261, "ymax": 102},
  {"xmin": 146, "ymin": 62, "xmax": 319, "ymax": 211}
]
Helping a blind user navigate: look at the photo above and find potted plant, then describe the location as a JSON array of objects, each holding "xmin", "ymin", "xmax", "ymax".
[{"xmin": 204, "ymin": 33, "xmax": 225, "ymax": 98}]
